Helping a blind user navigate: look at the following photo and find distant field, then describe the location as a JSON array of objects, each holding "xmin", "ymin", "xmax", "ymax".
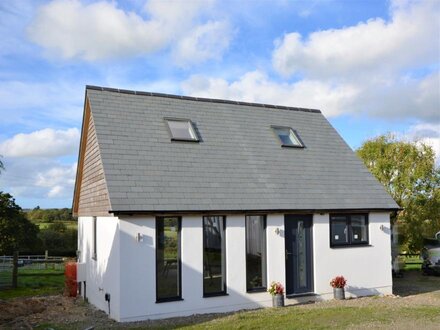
[{"xmin": 35, "ymin": 221, "xmax": 77, "ymax": 230}]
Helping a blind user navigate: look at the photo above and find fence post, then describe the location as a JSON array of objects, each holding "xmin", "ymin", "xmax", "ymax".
[
  {"xmin": 45, "ymin": 250, "xmax": 48, "ymax": 270},
  {"xmin": 12, "ymin": 250, "xmax": 18, "ymax": 288}
]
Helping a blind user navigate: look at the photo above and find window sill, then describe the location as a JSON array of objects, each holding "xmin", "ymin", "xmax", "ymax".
[
  {"xmin": 171, "ymin": 138, "xmax": 200, "ymax": 143},
  {"xmin": 330, "ymin": 244, "xmax": 372, "ymax": 249},
  {"xmin": 203, "ymin": 292, "xmax": 229, "ymax": 298},
  {"xmin": 156, "ymin": 297, "xmax": 183, "ymax": 304},
  {"xmin": 281, "ymin": 144, "xmax": 304, "ymax": 149},
  {"xmin": 246, "ymin": 288, "xmax": 267, "ymax": 294}
]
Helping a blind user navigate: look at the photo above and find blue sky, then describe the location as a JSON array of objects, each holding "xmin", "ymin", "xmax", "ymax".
[{"xmin": 0, "ymin": 0, "xmax": 438, "ymax": 209}]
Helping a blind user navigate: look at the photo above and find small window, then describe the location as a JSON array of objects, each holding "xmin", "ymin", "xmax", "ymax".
[
  {"xmin": 330, "ymin": 214, "xmax": 369, "ymax": 247},
  {"xmin": 272, "ymin": 126, "xmax": 303, "ymax": 147},
  {"xmin": 92, "ymin": 216, "xmax": 97, "ymax": 260},
  {"xmin": 166, "ymin": 119, "xmax": 199, "ymax": 141}
]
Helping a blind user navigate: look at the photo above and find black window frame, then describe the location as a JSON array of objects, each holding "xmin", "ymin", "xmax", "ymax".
[
  {"xmin": 203, "ymin": 215, "xmax": 227, "ymax": 297},
  {"xmin": 92, "ymin": 216, "xmax": 97, "ymax": 260},
  {"xmin": 155, "ymin": 216, "xmax": 183, "ymax": 303},
  {"xmin": 164, "ymin": 118, "xmax": 200, "ymax": 142},
  {"xmin": 329, "ymin": 214, "xmax": 369, "ymax": 247},
  {"xmin": 271, "ymin": 125, "xmax": 305, "ymax": 148},
  {"xmin": 245, "ymin": 215, "xmax": 267, "ymax": 293}
]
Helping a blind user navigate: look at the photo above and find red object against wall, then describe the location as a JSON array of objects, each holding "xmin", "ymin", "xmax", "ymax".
[{"xmin": 65, "ymin": 262, "xmax": 77, "ymax": 297}]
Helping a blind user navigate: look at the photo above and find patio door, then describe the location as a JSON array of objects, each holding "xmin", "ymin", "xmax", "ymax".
[{"xmin": 285, "ymin": 214, "xmax": 314, "ymax": 295}]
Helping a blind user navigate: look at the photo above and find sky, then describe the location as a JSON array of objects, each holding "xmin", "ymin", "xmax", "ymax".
[{"xmin": 0, "ymin": 0, "xmax": 439, "ymax": 209}]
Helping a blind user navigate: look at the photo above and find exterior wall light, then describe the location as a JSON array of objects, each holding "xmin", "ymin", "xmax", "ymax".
[{"xmin": 135, "ymin": 233, "xmax": 144, "ymax": 242}]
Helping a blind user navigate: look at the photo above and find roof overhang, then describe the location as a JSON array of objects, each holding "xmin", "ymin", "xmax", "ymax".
[{"xmin": 109, "ymin": 207, "xmax": 402, "ymax": 217}]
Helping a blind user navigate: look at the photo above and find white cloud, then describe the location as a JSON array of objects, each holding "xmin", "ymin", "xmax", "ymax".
[
  {"xmin": 403, "ymin": 123, "xmax": 440, "ymax": 164},
  {"xmin": 256, "ymin": 0, "xmax": 440, "ymax": 121},
  {"xmin": 173, "ymin": 20, "xmax": 232, "ymax": 67},
  {"xmin": 0, "ymin": 158, "xmax": 77, "ymax": 200},
  {"xmin": 27, "ymin": 0, "xmax": 231, "ymax": 64},
  {"xmin": 351, "ymin": 71, "xmax": 440, "ymax": 120},
  {"xmin": 0, "ymin": 128, "xmax": 80, "ymax": 158},
  {"xmin": 183, "ymin": 69, "xmax": 440, "ymax": 120},
  {"xmin": 35, "ymin": 163, "xmax": 77, "ymax": 198},
  {"xmin": 182, "ymin": 70, "xmax": 359, "ymax": 116},
  {"xmin": 272, "ymin": 0, "xmax": 439, "ymax": 78}
]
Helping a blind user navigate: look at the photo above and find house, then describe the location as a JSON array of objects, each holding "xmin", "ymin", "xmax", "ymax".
[{"xmin": 73, "ymin": 85, "xmax": 399, "ymax": 322}]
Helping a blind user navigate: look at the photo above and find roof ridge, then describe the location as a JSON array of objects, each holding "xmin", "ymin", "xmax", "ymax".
[{"xmin": 85, "ymin": 85, "xmax": 321, "ymax": 114}]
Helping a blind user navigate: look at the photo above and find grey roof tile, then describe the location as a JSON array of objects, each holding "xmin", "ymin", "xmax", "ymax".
[{"xmin": 84, "ymin": 86, "xmax": 399, "ymax": 212}]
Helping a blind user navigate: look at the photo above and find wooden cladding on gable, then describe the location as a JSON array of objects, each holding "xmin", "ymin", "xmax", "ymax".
[{"xmin": 73, "ymin": 97, "xmax": 111, "ymax": 217}]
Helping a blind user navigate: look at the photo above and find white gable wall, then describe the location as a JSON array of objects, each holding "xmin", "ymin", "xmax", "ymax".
[
  {"xmin": 78, "ymin": 212, "xmax": 392, "ymax": 322},
  {"xmin": 77, "ymin": 216, "xmax": 121, "ymax": 321}
]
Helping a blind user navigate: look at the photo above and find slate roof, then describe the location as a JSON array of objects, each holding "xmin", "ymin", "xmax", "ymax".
[{"xmin": 82, "ymin": 85, "xmax": 399, "ymax": 213}]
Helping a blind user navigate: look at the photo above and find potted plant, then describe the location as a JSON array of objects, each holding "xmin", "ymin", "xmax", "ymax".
[
  {"xmin": 268, "ymin": 281, "xmax": 285, "ymax": 307},
  {"xmin": 330, "ymin": 275, "xmax": 347, "ymax": 300}
]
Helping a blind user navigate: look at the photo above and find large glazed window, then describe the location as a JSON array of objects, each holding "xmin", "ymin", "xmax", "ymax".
[
  {"xmin": 330, "ymin": 214, "xmax": 369, "ymax": 247},
  {"xmin": 166, "ymin": 119, "xmax": 199, "ymax": 141},
  {"xmin": 156, "ymin": 217, "xmax": 181, "ymax": 302},
  {"xmin": 203, "ymin": 216, "xmax": 226, "ymax": 296},
  {"xmin": 246, "ymin": 215, "xmax": 267, "ymax": 291}
]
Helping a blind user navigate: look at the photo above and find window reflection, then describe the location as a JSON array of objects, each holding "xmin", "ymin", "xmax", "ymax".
[
  {"xmin": 156, "ymin": 217, "xmax": 181, "ymax": 301},
  {"xmin": 203, "ymin": 216, "xmax": 226, "ymax": 296},
  {"xmin": 246, "ymin": 215, "xmax": 267, "ymax": 291}
]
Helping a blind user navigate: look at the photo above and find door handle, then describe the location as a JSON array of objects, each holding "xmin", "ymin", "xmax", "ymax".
[{"xmin": 285, "ymin": 249, "xmax": 293, "ymax": 256}]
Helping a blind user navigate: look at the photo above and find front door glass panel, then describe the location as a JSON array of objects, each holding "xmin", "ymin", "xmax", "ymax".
[{"xmin": 285, "ymin": 215, "xmax": 313, "ymax": 295}]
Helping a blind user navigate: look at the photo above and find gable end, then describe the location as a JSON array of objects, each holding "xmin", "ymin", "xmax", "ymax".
[{"xmin": 72, "ymin": 96, "xmax": 111, "ymax": 216}]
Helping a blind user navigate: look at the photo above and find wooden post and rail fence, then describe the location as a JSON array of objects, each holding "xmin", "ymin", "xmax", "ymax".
[{"xmin": 0, "ymin": 251, "xmax": 66, "ymax": 289}]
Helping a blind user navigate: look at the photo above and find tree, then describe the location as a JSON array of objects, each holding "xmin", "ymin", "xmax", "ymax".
[
  {"xmin": 0, "ymin": 192, "xmax": 39, "ymax": 287},
  {"xmin": 356, "ymin": 134, "xmax": 440, "ymax": 252},
  {"xmin": 48, "ymin": 221, "xmax": 67, "ymax": 233},
  {"xmin": 27, "ymin": 207, "xmax": 75, "ymax": 222},
  {"xmin": 0, "ymin": 192, "xmax": 39, "ymax": 254},
  {"xmin": 39, "ymin": 225, "xmax": 77, "ymax": 256},
  {"xmin": 0, "ymin": 156, "xmax": 4, "ymax": 174}
]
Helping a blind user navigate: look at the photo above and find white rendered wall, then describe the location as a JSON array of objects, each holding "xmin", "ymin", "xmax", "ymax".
[
  {"xmin": 313, "ymin": 212, "xmax": 393, "ymax": 298},
  {"xmin": 118, "ymin": 214, "xmax": 289, "ymax": 321},
  {"xmin": 81, "ymin": 211, "xmax": 392, "ymax": 321},
  {"xmin": 77, "ymin": 216, "xmax": 121, "ymax": 321}
]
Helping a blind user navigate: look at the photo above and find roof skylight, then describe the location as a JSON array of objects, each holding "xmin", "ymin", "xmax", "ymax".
[
  {"xmin": 166, "ymin": 119, "xmax": 199, "ymax": 142},
  {"xmin": 272, "ymin": 126, "xmax": 304, "ymax": 148}
]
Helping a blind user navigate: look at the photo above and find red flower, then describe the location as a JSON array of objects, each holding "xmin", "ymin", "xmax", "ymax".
[
  {"xmin": 330, "ymin": 276, "xmax": 347, "ymax": 288},
  {"xmin": 268, "ymin": 281, "xmax": 285, "ymax": 295}
]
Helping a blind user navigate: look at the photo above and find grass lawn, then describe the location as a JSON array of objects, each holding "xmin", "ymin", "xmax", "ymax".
[
  {"xmin": 29, "ymin": 296, "xmax": 440, "ymax": 330},
  {"xmin": 393, "ymin": 254, "xmax": 423, "ymax": 271},
  {"xmin": 3, "ymin": 269, "xmax": 439, "ymax": 329},
  {"xmin": 0, "ymin": 268, "xmax": 64, "ymax": 300},
  {"xmin": 403, "ymin": 256, "xmax": 423, "ymax": 271},
  {"xmin": 174, "ymin": 304, "xmax": 440, "ymax": 330}
]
